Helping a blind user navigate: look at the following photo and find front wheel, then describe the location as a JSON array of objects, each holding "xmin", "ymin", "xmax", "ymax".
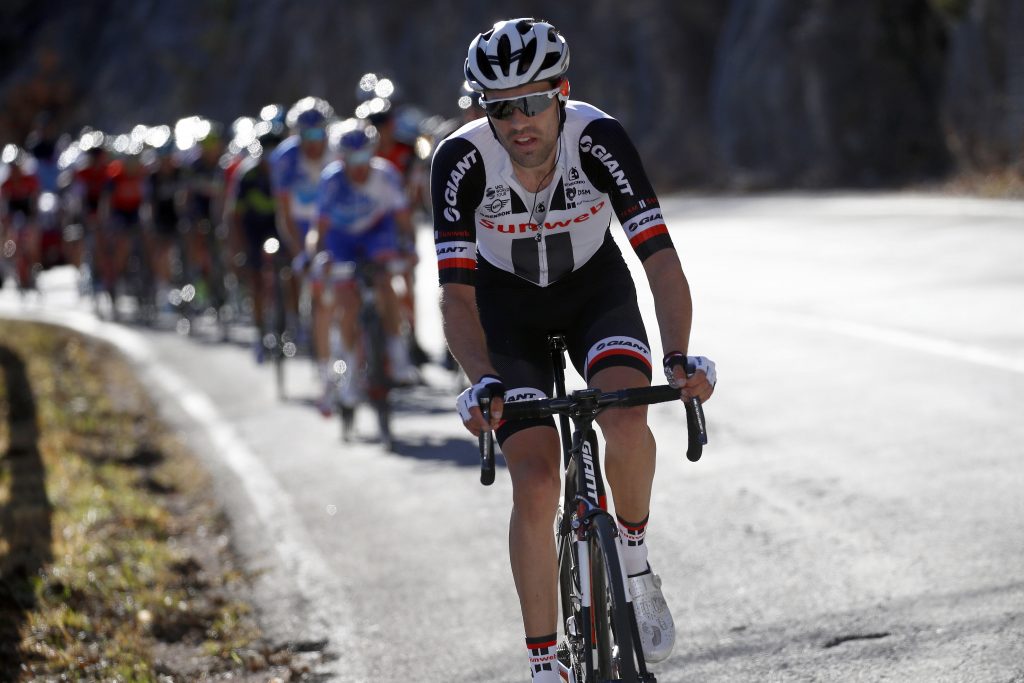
[
  {"xmin": 274, "ymin": 351, "xmax": 286, "ymax": 401},
  {"xmin": 373, "ymin": 398, "xmax": 393, "ymax": 451},
  {"xmin": 590, "ymin": 514, "xmax": 640, "ymax": 682},
  {"xmin": 339, "ymin": 404, "xmax": 355, "ymax": 442},
  {"xmin": 558, "ymin": 522, "xmax": 585, "ymax": 683}
]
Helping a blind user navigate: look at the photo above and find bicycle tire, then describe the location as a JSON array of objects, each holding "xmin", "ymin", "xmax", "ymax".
[
  {"xmin": 558, "ymin": 523, "xmax": 585, "ymax": 683},
  {"xmin": 373, "ymin": 398, "xmax": 393, "ymax": 451},
  {"xmin": 590, "ymin": 514, "xmax": 639, "ymax": 683},
  {"xmin": 361, "ymin": 302, "xmax": 392, "ymax": 448},
  {"xmin": 274, "ymin": 352, "xmax": 285, "ymax": 400},
  {"xmin": 339, "ymin": 404, "xmax": 356, "ymax": 442},
  {"xmin": 271, "ymin": 269, "xmax": 288, "ymax": 401}
]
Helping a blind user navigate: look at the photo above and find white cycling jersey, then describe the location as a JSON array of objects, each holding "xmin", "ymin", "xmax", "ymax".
[{"xmin": 430, "ymin": 100, "xmax": 672, "ymax": 288}]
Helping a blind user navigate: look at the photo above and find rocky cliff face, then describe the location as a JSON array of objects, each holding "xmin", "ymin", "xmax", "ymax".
[
  {"xmin": 1, "ymin": 0, "xmax": 1017, "ymax": 189},
  {"xmin": 942, "ymin": 0, "xmax": 1024, "ymax": 169},
  {"xmin": 711, "ymin": 0, "xmax": 950, "ymax": 187}
]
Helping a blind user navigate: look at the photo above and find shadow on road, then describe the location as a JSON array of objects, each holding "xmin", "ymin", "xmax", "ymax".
[
  {"xmin": 0, "ymin": 345, "xmax": 53, "ymax": 677},
  {"xmin": 391, "ymin": 434, "xmax": 505, "ymax": 470}
]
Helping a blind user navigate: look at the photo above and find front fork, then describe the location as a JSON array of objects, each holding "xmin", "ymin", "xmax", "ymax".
[{"xmin": 560, "ymin": 428, "xmax": 655, "ymax": 682}]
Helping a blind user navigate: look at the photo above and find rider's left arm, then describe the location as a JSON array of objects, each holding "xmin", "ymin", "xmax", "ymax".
[
  {"xmin": 642, "ymin": 248, "xmax": 715, "ymax": 402},
  {"xmin": 642, "ymin": 248, "xmax": 692, "ymax": 358}
]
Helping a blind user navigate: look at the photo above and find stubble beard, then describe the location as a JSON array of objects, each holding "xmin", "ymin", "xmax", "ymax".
[{"xmin": 504, "ymin": 134, "xmax": 557, "ymax": 172}]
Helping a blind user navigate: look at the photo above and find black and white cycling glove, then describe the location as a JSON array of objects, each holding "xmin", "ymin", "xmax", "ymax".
[
  {"xmin": 663, "ymin": 352, "xmax": 717, "ymax": 389},
  {"xmin": 456, "ymin": 374, "xmax": 506, "ymax": 422}
]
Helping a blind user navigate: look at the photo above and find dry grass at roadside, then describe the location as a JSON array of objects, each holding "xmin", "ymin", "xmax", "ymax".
[
  {"xmin": 0, "ymin": 321, "xmax": 318, "ymax": 681},
  {"xmin": 919, "ymin": 167, "xmax": 1024, "ymax": 199}
]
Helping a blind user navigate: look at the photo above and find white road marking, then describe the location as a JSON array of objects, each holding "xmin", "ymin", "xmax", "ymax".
[
  {"xmin": 776, "ymin": 311, "xmax": 1024, "ymax": 375},
  {"xmin": 0, "ymin": 305, "xmax": 362, "ymax": 676}
]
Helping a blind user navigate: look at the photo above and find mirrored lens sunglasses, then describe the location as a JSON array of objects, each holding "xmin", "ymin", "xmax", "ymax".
[
  {"xmin": 479, "ymin": 86, "xmax": 561, "ymax": 120},
  {"xmin": 300, "ymin": 127, "xmax": 326, "ymax": 142}
]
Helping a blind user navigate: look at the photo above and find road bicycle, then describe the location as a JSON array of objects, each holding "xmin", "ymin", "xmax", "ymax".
[
  {"xmin": 257, "ymin": 237, "xmax": 296, "ymax": 400},
  {"xmin": 327, "ymin": 259, "xmax": 404, "ymax": 451},
  {"xmin": 478, "ymin": 334, "xmax": 707, "ymax": 682}
]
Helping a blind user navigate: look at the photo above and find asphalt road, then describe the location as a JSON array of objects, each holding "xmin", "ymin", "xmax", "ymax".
[{"xmin": 3, "ymin": 193, "xmax": 1022, "ymax": 682}]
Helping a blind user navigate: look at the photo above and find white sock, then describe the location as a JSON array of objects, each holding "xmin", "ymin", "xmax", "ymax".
[
  {"xmin": 526, "ymin": 635, "xmax": 559, "ymax": 683},
  {"xmin": 617, "ymin": 514, "xmax": 650, "ymax": 577},
  {"xmin": 387, "ymin": 335, "xmax": 409, "ymax": 370}
]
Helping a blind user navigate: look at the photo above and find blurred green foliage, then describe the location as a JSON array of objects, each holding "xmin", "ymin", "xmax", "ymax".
[{"xmin": 932, "ymin": 0, "xmax": 972, "ymax": 21}]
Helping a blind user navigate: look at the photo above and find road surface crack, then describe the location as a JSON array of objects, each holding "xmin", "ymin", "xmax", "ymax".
[{"xmin": 823, "ymin": 631, "xmax": 891, "ymax": 649}]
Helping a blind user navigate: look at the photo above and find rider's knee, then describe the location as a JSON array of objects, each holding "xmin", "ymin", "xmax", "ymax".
[
  {"xmin": 597, "ymin": 405, "xmax": 650, "ymax": 450},
  {"xmin": 509, "ymin": 454, "xmax": 561, "ymax": 518}
]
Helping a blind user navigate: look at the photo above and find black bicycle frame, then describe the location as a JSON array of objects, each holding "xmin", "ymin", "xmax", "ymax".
[{"xmin": 547, "ymin": 335, "xmax": 648, "ymax": 682}]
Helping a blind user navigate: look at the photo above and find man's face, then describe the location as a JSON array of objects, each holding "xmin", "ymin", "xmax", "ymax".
[
  {"xmin": 300, "ymin": 128, "xmax": 327, "ymax": 159},
  {"xmin": 484, "ymin": 81, "xmax": 561, "ymax": 171},
  {"xmin": 345, "ymin": 160, "xmax": 371, "ymax": 185}
]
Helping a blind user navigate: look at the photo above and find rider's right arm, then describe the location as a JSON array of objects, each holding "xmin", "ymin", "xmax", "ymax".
[
  {"xmin": 439, "ymin": 283, "xmax": 497, "ymax": 384},
  {"xmin": 441, "ymin": 285, "xmax": 505, "ymax": 432},
  {"xmin": 429, "ymin": 136, "xmax": 485, "ymax": 287}
]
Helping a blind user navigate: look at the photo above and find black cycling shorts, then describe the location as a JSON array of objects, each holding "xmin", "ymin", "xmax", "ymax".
[
  {"xmin": 476, "ymin": 232, "xmax": 652, "ymax": 445},
  {"xmin": 108, "ymin": 208, "xmax": 141, "ymax": 232},
  {"xmin": 243, "ymin": 219, "xmax": 279, "ymax": 271},
  {"xmin": 153, "ymin": 207, "xmax": 180, "ymax": 237}
]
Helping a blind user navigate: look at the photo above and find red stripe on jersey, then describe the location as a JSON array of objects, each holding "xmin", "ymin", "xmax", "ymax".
[
  {"xmin": 628, "ymin": 223, "xmax": 668, "ymax": 249},
  {"xmin": 588, "ymin": 348, "xmax": 652, "ymax": 370},
  {"xmin": 439, "ymin": 258, "xmax": 476, "ymax": 270}
]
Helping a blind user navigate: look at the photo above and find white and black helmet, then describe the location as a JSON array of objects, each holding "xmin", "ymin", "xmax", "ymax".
[{"xmin": 464, "ymin": 18, "xmax": 570, "ymax": 92}]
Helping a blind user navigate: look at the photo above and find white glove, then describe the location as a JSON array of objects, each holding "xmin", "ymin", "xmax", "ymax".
[
  {"xmin": 663, "ymin": 353, "xmax": 717, "ymax": 388},
  {"xmin": 456, "ymin": 374, "xmax": 506, "ymax": 423}
]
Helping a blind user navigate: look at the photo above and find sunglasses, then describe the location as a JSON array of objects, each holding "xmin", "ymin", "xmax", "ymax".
[
  {"xmin": 479, "ymin": 86, "xmax": 561, "ymax": 120},
  {"xmin": 300, "ymin": 128, "xmax": 326, "ymax": 142},
  {"xmin": 344, "ymin": 148, "xmax": 373, "ymax": 166}
]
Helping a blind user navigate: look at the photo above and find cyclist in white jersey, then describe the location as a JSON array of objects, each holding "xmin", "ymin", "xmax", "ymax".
[
  {"xmin": 315, "ymin": 125, "xmax": 417, "ymax": 411},
  {"xmin": 430, "ymin": 18, "xmax": 717, "ymax": 681},
  {"xmin": 271, "ymin": 97, "xmax": 335, "ymax": 384}
]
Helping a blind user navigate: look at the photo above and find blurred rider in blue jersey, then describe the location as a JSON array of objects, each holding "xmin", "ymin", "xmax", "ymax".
[
  {"xmin": 270, "ymin": 96, "xmax": 335, "ymax": 379},
  {"xmin": 315, "ymin": 122, "xmax": 417, "ymax": 414}
]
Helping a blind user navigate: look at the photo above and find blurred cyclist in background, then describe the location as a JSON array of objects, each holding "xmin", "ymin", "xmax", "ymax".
[
  {"xmin": 1, "ymin": 146, "xmax": 42, "ymax": 290},
  {"xmin": 99, "ymin": 145, "xmax": 147, "ymax": 315},
  {"xmin": 457, "ymin": 80, "xmax": 486, "ymax": 125},
  {"xmin": 182, "ymin": 120, "xmax": 227, "ymax": 310},
  {"xmin": 228, "ymin": 124, "xmax": 284, "ymax": 362},
  {"xmin": 144, "ymin": 137, "xmax": 184, "ymax": 311},
  {"xmin": 271, "ymin": 96, "xmax": 335, "ymax": 376},
  {"xmin": 72, "ymin": 141, "xmax": 109, "ymax": 293},
  {"xmin": 25, "ymin": 113, "xmax": 63, "ymax": 195},
  {"xmin": 315, "ymin": 123, "xmax": 416, "ymax": 414},
  {"xmin": 356, "ymin": 73, "xmax": 427, "ymax": 366}
]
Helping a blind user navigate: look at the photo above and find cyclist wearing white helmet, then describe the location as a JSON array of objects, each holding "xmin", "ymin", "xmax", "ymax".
[
  {"xmin": 314, "ymin": 123, "xmax": 417, "ymax": 414},
  {"xmin": 432, "ymin": 17, "xmax": 717, "ymax": 680},
  {"xmin": 272, "ymin": 96, "xmax": 334, "ymax": 258},
  {"xmin": 271, "ymin": 96, "xmax": 336, "ymax": 380}
]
